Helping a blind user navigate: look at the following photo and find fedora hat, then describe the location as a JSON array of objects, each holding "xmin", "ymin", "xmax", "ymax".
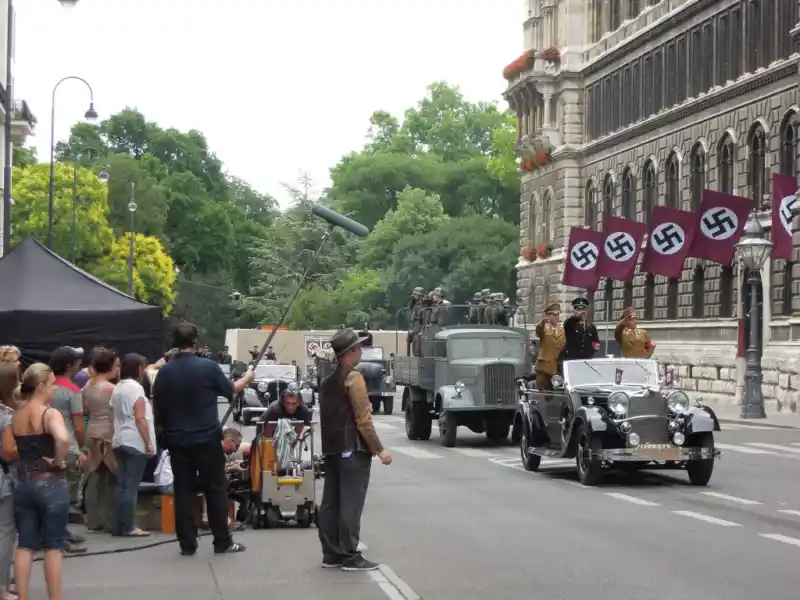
[{"xmin": 330, "ymin": 327, "xmax": 370, "ymax": 357}]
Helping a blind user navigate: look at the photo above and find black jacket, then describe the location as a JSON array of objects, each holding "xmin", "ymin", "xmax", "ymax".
[{"xmin": 561, "ymin": 316, "xmax": 600, "ymax": 360}]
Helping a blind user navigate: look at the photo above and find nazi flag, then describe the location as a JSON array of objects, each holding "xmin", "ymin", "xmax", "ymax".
[
  {"xmin": 641, "ymin": 206, "xmax": 698, "ymax": 278},
  {"xmin": 562, "ymin": 226, "xmax": 606, "ymax": 290},
  {"xmin": 688, "ymin": 189, "xmax": 752, "ymax": 265},
  {"xmin": 773, "ymin": 173, "xmax": 799, "ymax": 261},
  {"xmin": 597, "ymin": 215, "xmax": 646, "ymax": 282}
]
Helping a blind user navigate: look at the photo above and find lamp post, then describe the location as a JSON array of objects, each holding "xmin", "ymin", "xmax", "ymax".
[
  {"xmin": 734, "ymin": 210, "xmax": 773, "ymax": 419},
  {"xmin": 127, "ymin": 184, "xmax": 136, "ymax": 296},
  {"xmin": 69, "ymin": 147, "xmax": 107, "ymax": 263},
  {"xmin": 46, "ymin": 76, "xmax": 98, "ymax": 249}
]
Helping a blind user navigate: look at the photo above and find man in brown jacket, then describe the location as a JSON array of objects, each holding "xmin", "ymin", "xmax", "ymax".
[
  {"xmin": 534, "ymin": 303, "xmax": 565, "ymax": 390},
  {"xmin": 317, "ymin": 328, "xmax": 393, "ymax": 572},
  {"xmin": 615, "ymin": 307, "xmax": 656, "ymax": 358}
]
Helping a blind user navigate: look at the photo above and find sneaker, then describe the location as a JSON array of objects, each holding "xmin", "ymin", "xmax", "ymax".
[
  {"xmin": 214, "ymin": 542, "xmax": 246, "ymax": 554},
  {"xmin": 321, "ymin": 555, "xmax": 343, "ymax": 568},
  {"xmin": 67, "ymin": 534, "xmax": 86, "ymax": 544},
  {"xmin": 341, "ymin": 555, "xmax": 379, "ymax": 571},
  {"xmin": 63, "ymin": 542, "xmax": 87, "ymax": 555},
  {"xmin": 180, "ymin": 547, "xmax": 197, "ymax": 556}
]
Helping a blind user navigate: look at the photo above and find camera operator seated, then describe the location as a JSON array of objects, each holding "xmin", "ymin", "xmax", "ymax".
[{"xmin": 258, "ymin": 388, "xmax": 312, "ymax": 426}]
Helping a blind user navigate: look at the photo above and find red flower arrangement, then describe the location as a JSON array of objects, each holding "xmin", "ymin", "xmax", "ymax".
[
  {"xmin": 520, "ymin": 152, "xmax": 552, "ymax": 173},
  {"xmin": 503, "ymin": 49, "xmax": 536, "ymax": 81},
  {"xmin": 535, "ymin": 242, "xmax": 553, "ymax": 259},
  {"xmin": 522, "ymin": 246, "xmax": 535, "ymax": 261},
  {"xmin": 539, "ymin": 46, "xmax": 561, "ymax": 63}
]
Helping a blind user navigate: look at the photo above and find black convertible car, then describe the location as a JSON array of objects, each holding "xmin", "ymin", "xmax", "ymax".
[{"xmin": 234, "ymin": 363, "xmax": 298, "ymax": 425}]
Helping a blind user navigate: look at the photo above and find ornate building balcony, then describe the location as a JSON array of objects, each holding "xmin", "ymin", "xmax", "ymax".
[{"xmin": 10, "ymin": 100, "xmax": 35, "ymax": 144}]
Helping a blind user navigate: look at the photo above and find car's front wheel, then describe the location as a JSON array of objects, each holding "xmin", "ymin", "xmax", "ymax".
[
  {"xmin": 575, "ymin": 422, "xmax": 603, "ymax": 486},
  {"xmin": 520, "ymin": 429, "xmax": 541, "ymax": 471},
  {"xmin": 686, "ymin": 432, "xmax": 715, "ymax": 486}
]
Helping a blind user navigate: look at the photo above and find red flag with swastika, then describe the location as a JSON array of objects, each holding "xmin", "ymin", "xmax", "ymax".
[
  {"xmin": 640, "ymin": 206, "xmax": 697, "ymax": 278},
  {"xmin": 772, "ymin": 173, "xmax": 798, "ymax": 260},
  {"xmin": 562, "ymin": 227, "xmax": 605, "ymax": 290},
  {"xmin": 597, "ymin": 216, "xmax": 646, "ymax": 282},
  {"xmin": 688, "ymin": 189, "xmax": 752, "ymax": 265}
]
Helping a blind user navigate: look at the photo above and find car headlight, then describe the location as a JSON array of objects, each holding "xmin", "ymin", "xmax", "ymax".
[
  {"xmin": 551, "ymin": 375, "xmax": 564, "ymax": 388},
  {"xmin": 608, "ymin": 391, "xmax": 629, "ymax": 416},
  {"xmin": 384, "ymin": 375, "xmax": 394, "ymax": 385},
  {"xmin": 257, "ymin": 382, "xmax": 267, "ymax": 393},
  {"xmin": 454, "ymin": 381, "xmax": 466, "ymax": 394},
  {"xmin": 668, "ymin": 390, "xmax": 690, "ymax": 414}
]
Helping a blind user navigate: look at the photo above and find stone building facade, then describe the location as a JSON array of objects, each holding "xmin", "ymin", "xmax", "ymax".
[{"xmin": 504, "ymin": 0, "xmax": 800, "ymax": 412}]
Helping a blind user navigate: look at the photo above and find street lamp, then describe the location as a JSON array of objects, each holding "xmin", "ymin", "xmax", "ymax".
[
  {"xmin": 69, "ymin": 146, "xmax": 107, "ymax": 263},
  {"xmin": 128, "ymin": 187, "xmax": 136, "ymax": 296},
  {"xmin": 734, "ymin": 210, "xmax": 773, "ymax": 419},
  {"xmin": 46, "ymin": 76, "xmax": 98, "ymax": 250}
]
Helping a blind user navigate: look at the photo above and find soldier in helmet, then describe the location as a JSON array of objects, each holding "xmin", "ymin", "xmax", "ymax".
[
  {"xmin": 477, "ymin": 289, "xmax": 491, "ymax": 324},
  {"xmin": 561, "ymin": 296, "xmax": 601, "ymax": 361},
  {"xmin": 427, "ymin": 287, "xmax": 447, "ymax": 326},
  {"xmin": 495, "ymin": 294, "xmax": 511, "ymax": 327},
  {"xmin": 468, "ymin": 292, "xmax": 482, "ymax": 324},
  {"xmin": 406, "ymin": 286, "xmax": 425, "ymax": 355},
  {"xmin": 484, "ymin": 293, "xmax": 505, "ymax": 325}
]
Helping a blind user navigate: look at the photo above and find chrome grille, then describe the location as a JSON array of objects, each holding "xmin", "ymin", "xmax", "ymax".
[
  {"xmin": 628, "ymin": 393, "xmax": 669, "ymax": 443},
  {"xmin": 628, "ymin": 393, "xmax": 667, "ymax": 417},
  {"xmin": 483, "ymin": 363, "xmax": 516, "ymax": 405}
]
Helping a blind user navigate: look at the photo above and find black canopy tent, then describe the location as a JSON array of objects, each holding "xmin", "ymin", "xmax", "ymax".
[{"xmin": 0, "ymin": 238, "xmax": 164, "ymax": 364}]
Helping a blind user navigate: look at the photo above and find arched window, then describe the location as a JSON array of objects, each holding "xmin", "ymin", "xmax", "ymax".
[
  {"xmin": 690, "ymin": 143, "xmax": 706, "ymax": 211},
  {"xmin": 719, "ymin": 265, "xmax": 734, "ymax": 317},
  {"xmin": 691, "ymin": 265, "xmax": 705, "ymax": 318},
  {"xmin": 621, "ymin": 167, "xmax": 635, "ymax": 219},
  {"xmin": 665, "ymin": 152, "xmax": 680, "ymax": 208},
  {"xmin": 528, "ymin": 191, "xmax": 538, "ymax": 246},
  {"xmin": 584, "ymin": 181, "xmax": 596, "ymax": 229},
  {"xmin": 780, "ymin": 111, "xmax": 798, "ymax": 177},
  {"xmin": 666, "ymin": 277, "xmax": 679, "ymax": 319},
  {"xmin": 644, "ymin": 274, "xmax": 656, "ymax": 320},
  {"xmin": 748, "ymin": 122, "xmax": 767, "ymax": 204},
  {"xmin": 642, "ymin": 160, "xmax": 657, "ymax": 227},
  {"xmin": 542, "ymin": 190, "xmax": 553, "ymax": 242},
  {"xmin": 717, "ymin": 134, "xmax": 735, "ymax": 194},
  {"xmin": 602, "ymin": 174, "xmax": 615, "ymax": 225}
]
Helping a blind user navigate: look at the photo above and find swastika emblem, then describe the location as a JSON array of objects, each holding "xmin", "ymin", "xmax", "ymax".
[
  {"xmin": 780, "ymin": 194, "xmax": 799, "ymax": 235},
  {"xmin": 699, "ymin": 207, "xmax": 738, "ymax": 240},
  {"xmin": 570, "ymin": 241, "xmax": 599, "ymax": 271},
  {"xmin": 604, "ymin": 232, "xmax": 636, "ymax": 262},
  {"xmin": 650, "ymin": 222, "xmax": 686, "ymax": 256}
]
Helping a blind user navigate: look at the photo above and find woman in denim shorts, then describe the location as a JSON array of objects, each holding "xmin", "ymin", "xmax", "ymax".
[{"xmin": 1, "ymin": 364, "xmax": 70, "ymax": 600}]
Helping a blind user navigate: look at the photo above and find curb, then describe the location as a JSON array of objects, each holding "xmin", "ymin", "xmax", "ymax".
[{"xmin": 719, "ymin": 417, "xmax": 800, "ymax": 431}]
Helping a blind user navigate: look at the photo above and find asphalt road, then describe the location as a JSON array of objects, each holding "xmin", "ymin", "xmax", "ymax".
[{"xmin": 34, "ymin": 400, "xmax": 800, "ymax": 600}]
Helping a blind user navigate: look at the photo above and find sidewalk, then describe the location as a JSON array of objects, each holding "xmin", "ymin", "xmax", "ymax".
[
  {"xmin": 33, "ymin": 527, "xmax": 398, "ymax": 600},
  {"xmin": 714, "ymin": 406, "xmax": 800, "ymax": 429}
]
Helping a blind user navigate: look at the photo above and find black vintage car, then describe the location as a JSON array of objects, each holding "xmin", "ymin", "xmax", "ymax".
[
  {"xmin": 234, "ymin": 363, "xmax": 298, "ymax": 426},
  {"xmin": 513, "ymin": 357, "xmax": 721, "ymax": 486}
]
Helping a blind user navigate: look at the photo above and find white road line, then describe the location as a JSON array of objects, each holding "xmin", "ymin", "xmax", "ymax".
[
  {"xmin": 721, "ymin": 424, "xmax": 774, "ymax": 430},
  {"xmin": 778, "ymin": 509, "xmax": 800, "ymax": 517},
  {"xmin": 715, "ymin": 443, "xmax": 776, "ymax": 454},
  {"xmin": 373, "ymin": 422, "xmax": 399, "ymax": 431},
  {"xmin": 700, "ymin": 492, "xmax": 762, "ymax": 505},
  {"xmin": 759, "ymin": 533, "xmax": 800, "ymax": 548},
  {"xmin": 790, "ymin": 442, "xmax": 800, "ymax": 446},
  {"xmin": 373, "ymin": 564, "xmax": 422, "ymax": 600},
  {"xmin": 746, "ymin": 443, "xmax": 800, "ymax": 455},
  {"xmin": 391, "ymin": 446, "xmax": 443, "ymax": 460},
  {"xmin": 450, "ymin": 448, "xmax": 495, "ymax": 457},
  {"xmin": 672, "ymin": 511, "xmax": 742, "ymax": 527},
  {"xmin": 369, "ymin": 571, "xmax": 406, "ymax": 600},
  {"xmin": 604, "ymin": 493, "xmax": 660, "ymax": 506}
]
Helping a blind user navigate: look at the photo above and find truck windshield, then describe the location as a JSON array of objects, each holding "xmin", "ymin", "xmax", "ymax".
[{"xmin": 448, "ymin": 337, "xmax": 524, "ymax": 361}]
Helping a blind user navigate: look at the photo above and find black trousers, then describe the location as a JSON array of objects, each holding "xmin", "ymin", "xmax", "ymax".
[
  {"xmin": 317, "ymin": 452, "xmax": 372, "ymax": 560},
  {"xmin": 168, "ymin": 440, "xmax": 232, "ymax": 552}
]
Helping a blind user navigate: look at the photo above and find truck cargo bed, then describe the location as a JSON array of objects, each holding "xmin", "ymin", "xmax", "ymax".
[{"xmin": 393, "ymin": 356, "xmax": 424, "ymax": 387}]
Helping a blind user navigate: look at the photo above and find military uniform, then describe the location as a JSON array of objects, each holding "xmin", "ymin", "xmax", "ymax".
[
  {"xmin": 427, "ymin": 288, "xmax": 447, "ymax": 326},
  {"xmin": 407, "ymin": 287, "xmax": 425, "ymax": 356},
  {"xmin": 468, "ymin": 292, "xmax": 481, "ymax": 324},
  {"xmin": 534, "ymin": 303, "xmax": 566, "ymax": 391},
  {"xmin": 615, "ymin": 307, "xmax": 655, "ymax": 359},
  {"xmin": 561, "ymin": 297, "xmax": 600, "ymax": 361},
  {"xmin": 483, "ymin": 293, "xmax": 500, "ymax": 325},
  {"xmin": 477, "ymin": 289, "xmax": 490, "ymax": 324}
]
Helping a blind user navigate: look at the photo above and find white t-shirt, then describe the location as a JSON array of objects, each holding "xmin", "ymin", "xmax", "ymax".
[{"xmin": 111, "ymin": 379, "xmax": 156, "ymax": 453}]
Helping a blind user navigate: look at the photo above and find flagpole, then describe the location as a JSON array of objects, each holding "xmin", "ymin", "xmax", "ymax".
[{"xmin": 604, "ymin": 277, "xmax": 611, "ymax": 356}]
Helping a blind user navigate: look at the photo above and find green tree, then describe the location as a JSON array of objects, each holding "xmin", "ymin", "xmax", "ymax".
[
  {"xmin": 105, "ymin": 153, "xmax": 168, "ymax": 237},
  {"xmin": 10, "ymin": 163, "xmax": 114, "ymax": 265},
  {"xmin": 360, "ymin": 187, "xmax": 448, "ymax": 269},
  {"xmin": 12, "ymin": 144, "xmax": 37, "ymax": 167}
]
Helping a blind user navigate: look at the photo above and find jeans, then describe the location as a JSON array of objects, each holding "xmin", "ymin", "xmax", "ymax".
[
  {"xmin": 168, "ymin": 440, "xmax": 231, "ymax": 552},
  {"xmin": 113, "ymin": 446, "xmax": 148, "ymax": 535},
  {"xmin": 317, "ymin": 452, "xmax": 372, "ymax": 561},
  {"xmin": 13, "ymin": 475, "xmax": 69, "ymax": 551}
]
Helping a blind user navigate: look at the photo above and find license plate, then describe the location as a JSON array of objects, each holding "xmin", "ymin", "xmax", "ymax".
[
  {"xmin": 639, "ymin": 443, "xmax": 674, "ymax": 449},
  {"xmin": 637, "ymin": 446, "xmax": 682, "ymax": 460}
]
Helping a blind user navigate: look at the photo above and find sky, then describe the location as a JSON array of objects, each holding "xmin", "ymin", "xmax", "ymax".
[{"xmin": 15, "ymin": 0, "xmax": 521, "ymax": 207}]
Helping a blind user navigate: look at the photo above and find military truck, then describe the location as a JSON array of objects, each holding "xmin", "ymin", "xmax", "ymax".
[
  {"xmin": 316, "ymin": 329, "xmax": 397, "ymax": 414},
  {"xmin": 394, "ymin": 304, "xmax": 531, "ymax": 447}
]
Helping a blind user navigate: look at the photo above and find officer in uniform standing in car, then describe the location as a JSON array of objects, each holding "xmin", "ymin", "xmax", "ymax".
[
  {"xmin": 561, "ymin": 297, "xmax": 600, "ymax": 363},
  {"xmin": 534, "ymin": 303, "xmax": 565, "ymax": 391},
  {"xmin": 615, "ymin": 307, "xmax": 656, "ymax": 358}
]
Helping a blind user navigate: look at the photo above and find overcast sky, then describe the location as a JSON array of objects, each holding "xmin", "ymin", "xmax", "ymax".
[{"xmin": 15, "ymin": 0, "xmax": 520, "ymax": 206}]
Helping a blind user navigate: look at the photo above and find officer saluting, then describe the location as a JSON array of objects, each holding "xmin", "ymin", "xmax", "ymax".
[
  {"xmin": 561, "ymin": 297, "xmax": 600, "ymax": 361},
  {"xmin": 615, "ymin": 307, "xmax": 655, "ymax": 358},
  {"xmin": 534, "ymin": 303, "xmax": 565, "ymax": 391}
]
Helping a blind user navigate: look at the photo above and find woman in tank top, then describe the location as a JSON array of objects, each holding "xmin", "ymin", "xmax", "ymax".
[{"xmin": 1, "ymin": 363, "xmax": 70, "ymax": 600}]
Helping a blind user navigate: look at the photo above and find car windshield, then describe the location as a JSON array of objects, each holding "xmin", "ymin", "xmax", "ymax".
[
  {"xmin": 255, "ymin": 365, "xmax": 295, "ymax": 379},
  {"xmin": 448, "ymin": 337, "xmax": 525, "ymax": 361},
  {"xmin": 361, "ymin": 347, "xmax": 384, "ymax": 360},
  {"xmin": 564, "ymin": 359, "xmax": 659, "ymax": 387}
]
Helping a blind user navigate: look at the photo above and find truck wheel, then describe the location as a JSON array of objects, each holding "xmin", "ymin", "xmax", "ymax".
[
  {"xmin": 439, "ymin": 413, "xmax": 457, "ymax": 447},
  {"xmin": 686, "ymin": 433, "xmax": 715, "ymax": 486},
  {"xmin": 405, "ymin": 402, "xmax": 430, "ymax": 440},
  {"xmin": 383, "ymin": 397, "xmax": 394, "ymax": 416},
  {"xmin": 575, "ymin": 422, "xmax": 603, "ymax": 486},
  {"xmin": 371, "ymin": 397, "xmax": 381, "ymax": 413}
]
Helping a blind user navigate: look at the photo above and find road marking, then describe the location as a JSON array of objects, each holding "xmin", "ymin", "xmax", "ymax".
[
  {"xmin": 715, "ymin": 443, "xmax": 775, "ymax": 454},
  {"xmin": 450, "ymin": 448, "xmax": 495, "ymax": 457},
  {"xmin": 700, "ymin": 492, "xmax": 762, "ymax": 505},
  {"xmin": 759, "ymin": 533, "xmax": 800, "ymax": 548},
  {"xmin": 790, "ymin": 442, "xmax": 800, "ymax": 446},
  {"xmin": 604, "ymin": 493, "xmax": 660, "ymax": 506},
  {"xmin": 373, "ymin": 564, "xmax": 422, "ymax": 600},
  {"xmin": 746, "ymin": 443, "xmax": 800, "ymax": 455},
  {"xmin": 391, "ymin": 446, "xmax": 443, "ymax": 460},
  {"xmin": 721, "ymin": 424, "xmax": 774, "ymax": 430},
  {"xmin": 778, "ymin": 509, "xmax": 800, "ymax": 517},
  {"xmin": 672, "ymin": 511, "xmax": 742, "ymax": 527},
  {"xmin": 373, "ymin": 422, "xmax": 399, "ymax": 431}
]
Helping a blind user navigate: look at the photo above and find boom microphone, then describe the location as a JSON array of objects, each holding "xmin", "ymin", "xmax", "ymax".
[{"xmin": 311, "ymin": 203, "xmax": 370, "ymax": 237}]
